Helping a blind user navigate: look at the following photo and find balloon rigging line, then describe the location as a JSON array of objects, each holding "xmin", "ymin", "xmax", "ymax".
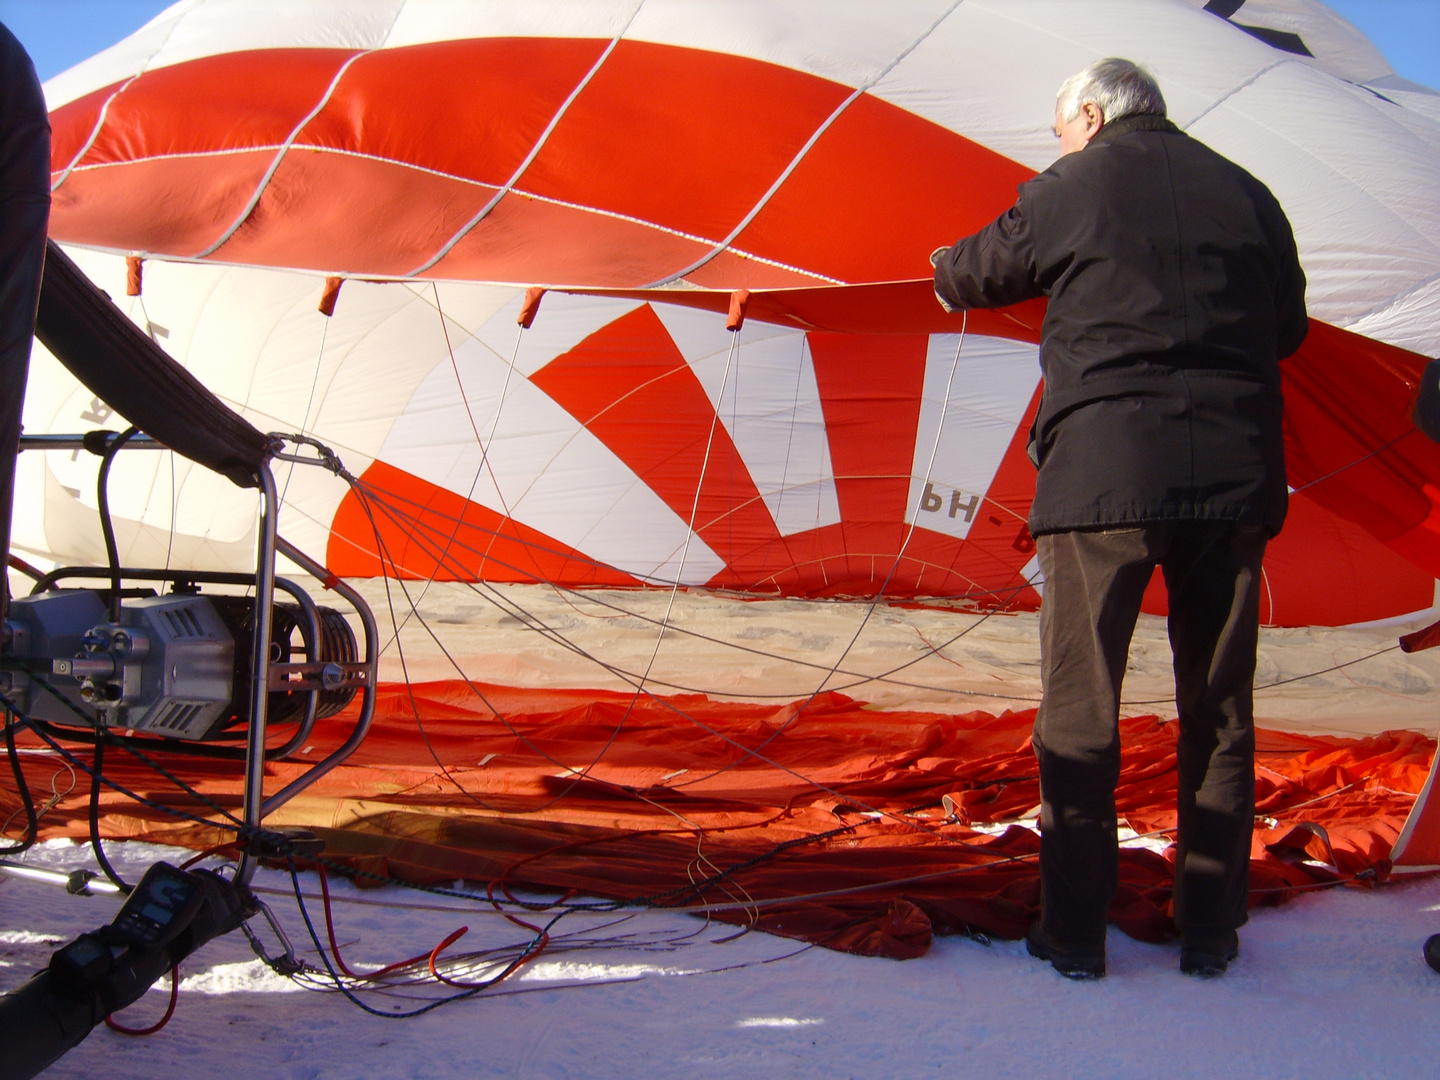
[
  {"xmin": 281, "ymin": 439, "xmax": 1414, "ymax": 718},
  {"xmin": 16, "ymin": 680, "xmax": 1383, "ymax": 927},
  {"xmin": 482, "ymin": 329, "xmax": 745, "ymax": 810},
  {"xmin": 669, "ymin": 313, "xmax": 977, "ymax": 789},
  {"xmin": 345, "ymin": 469, "xmax": 1346, "ymax": 708},
  {"xmin": 348, "ymin": 465, "xmax": 750, "ymax": 838},
  {"xmin": 1287, "ymin": 429, "xmax": 1417, "ymax": 496},
  {"xmin": 340, "ymin": 323, "xmax": 749, "ymax": 820},
  {"xmin": 17, "ymin": 618, "xmax": 1387, "ymax": 963},
  {"xmin": 347, "ymin": 472, "xmax": 1042, "ymax": 703},
  {"xmin": 9, "ymin": 681, "xmax": 790, "ymax": 945},
  {"xmin": 274, "ymin": 376, "xmax": 1421, "ymax": 844},
  {"xmin": 339, "ymin": 466, "xmax": 1405, "ymax": 777},
  {"xmin": 339, "ymin": 444, "xmax": 1019, "ymax": 593},
  {"xmin": 134, "ymin": 292, "xmax": 181, "ymax": 572},
  {"xmin": 342, "ymin": 475, "xmax": 963, "ymax": 839},
  {"xmin": 406, "ymin": 0, "xmax": 648, "ymax": 277},
  {"xmin": 333, "ymin": 441, "xmax": 1033, "ymax": 608},
  {"xmin": 652, "ymin": 327, "xmax": 741, "ymax": 678},
  {"xmin": 340, "ymin": 483, "xmax": 509, "ymax": 813},
  {"xmin": 777, "ymin": 334, "xmax": 816, "ymax": 541},
  {"xmin": 1123, "ymin": 643, "xmax": 1405, "ymax": 705},
  {"xmin": 407, "ymin": 477, "xmax": 1407, "ymax": 702},
  {"xmin": 433, "ymin": 283, "xmax": 527, "ymax": 576},
  {"xmin": 368, "ymin": 287, "xmax": 529, "ymax": 661},
  {"xmin": 343, "ymin": 468, "xmax": 1414, "ymax": 705},
  {"xmin": 328, "ymin": 402, "xmax": 1052, "ymax": 846},
  {"xmin": 18, "ymin": 670, "xmax": 1382, "ymax": 975},
  {"xmin": 277, "ymin": 308, "xmax": 330, "ymax": 513}
]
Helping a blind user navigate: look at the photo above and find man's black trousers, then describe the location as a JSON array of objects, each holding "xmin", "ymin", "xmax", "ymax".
[{"xmin": 1033, "ymin": 521, "xmax": 1268, "ymax": 946}]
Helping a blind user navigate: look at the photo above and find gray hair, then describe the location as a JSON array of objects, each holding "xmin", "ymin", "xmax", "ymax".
[{"xmin": 1055, "ymin": 58, "xmax": 1166, "ymax": 124}]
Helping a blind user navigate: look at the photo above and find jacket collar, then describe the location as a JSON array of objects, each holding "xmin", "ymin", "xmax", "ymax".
[{"xmin": 1090, "ymin": 113, "xmax": 1181, "ymax": 146}]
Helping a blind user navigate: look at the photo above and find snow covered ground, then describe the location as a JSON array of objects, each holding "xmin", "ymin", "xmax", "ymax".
[{"xmin": 4, "ymin": 839, "xmax": 1440, "ymax": 1080}]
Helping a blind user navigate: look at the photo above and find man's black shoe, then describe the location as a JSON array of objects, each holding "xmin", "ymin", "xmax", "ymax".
[
  {"xmin": 1025, "ymin": 922, "xmax": 1105, "ymax": 980},
  {"xmin": 1180, "ymin": 929, "xmax": 1239, "ymax": 977}
]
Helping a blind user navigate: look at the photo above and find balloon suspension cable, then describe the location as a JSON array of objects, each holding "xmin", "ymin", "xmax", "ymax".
[
  {"xmin": 1, "ymin": 683, "xmax": 1017, "ymax": 962},
  {"xmin": 277, "ymin": 303, "xmax": 331, "ymax": 508},
  {"xmin": 541, "ymin": 320, "xmax": 744, "ymax": 807},
  {"xmin": 397, "ymin": 282, "xmax": 527, "ymax": 623},
  {"xmin": 668, "ymin": 311, "xmax": 978, "ymax": 792},
  {"xmin": 341, "ymin": 462, "xmax": 1020, "ymax": 845},
  {"xmin": 334, "ymin": 435, "xmax": 1061, "ymax": 838},
  {"xmin": 1288, "ymin": 429, "xmax": 1417, "ymax": 496},
  {"xmin": 14, "ymin": 661, "xmax": 1375, "ymax": 927},
  {"xmin": 267, "ymin": 432, "xmax": 352, "ymax": 479},
  {"xmin": 133, "ymin": 292, "xmax": 180, "ymax": 571},
  {"xmin": 323, "ymin": 334, "xmax": 1015, "ymax": 839},
  {"xmin": 252, "ymin": 300, "xmax": 1424, "ymax": 899},
  {"xmin": 332, "ymin": 288, "xmax": 535, "ymax": 812},
  {"xmin": 343, "ymin": 467, "xmax": 1044, "ymax": 700}
]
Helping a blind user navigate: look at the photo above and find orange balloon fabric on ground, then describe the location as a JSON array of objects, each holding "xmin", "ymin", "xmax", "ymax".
[{"xmin": 5, "ymin": 682, "xmax": 1427, "ymax": 960}]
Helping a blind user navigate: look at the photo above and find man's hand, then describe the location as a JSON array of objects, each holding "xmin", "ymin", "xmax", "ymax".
[{"xmin": 931, "ymin": 246, "xmax": 959, "ymax": 311}]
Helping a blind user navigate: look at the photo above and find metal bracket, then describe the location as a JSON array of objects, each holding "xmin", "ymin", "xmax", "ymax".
[{"xmin": 266, "ymin": 661, "xmax": 371, "ymax": 693}]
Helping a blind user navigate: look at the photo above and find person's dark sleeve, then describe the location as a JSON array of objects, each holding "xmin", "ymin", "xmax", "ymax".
[
  {"xmin": 1274, "ymin": 224, "xmax": 1308, "ymax": 360},
  {"xmin": 1261, "ymin": 188, "xmax": 1308, "ymax": 359},
  {"xmin": 932, "ymin": 198, "xmax": 1043, "ymax": 311}
]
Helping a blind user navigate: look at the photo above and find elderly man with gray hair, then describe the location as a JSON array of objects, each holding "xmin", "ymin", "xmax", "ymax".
[{"xmin": 933, "ymin": 58, "xmax": 1307, "ymax": 979}]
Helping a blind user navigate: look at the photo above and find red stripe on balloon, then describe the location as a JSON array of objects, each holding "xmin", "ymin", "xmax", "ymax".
[
  {"xmin": 805, "ymin": 332, "xmax": 929, "ymax": 592},
  {"xmin": 46, "ymin": 39, "xmax": 1035, "ymax": 290},
  {"xmin": 1140, "ymin": 490, "xmax": 1435, "ymax": 627},
  {"xmin": 665, "ymin": 248, "xmax": 839, "ymax": 291},
  {"xmin": 731, "ymin": 90, "xmax": 1035, "ymax": 286},
  {"xmin": 518, "ymin": 39, "xmax": 852, "ymax": 246},
  {"xmin": 529, "ymin": 304, "xmax": 786, "ymax": 581},
  {"xmin": 423, "ymin": 191, "xmax": 717, "ymax": 287},
  {"xmin": 205, "ymin": 153, "xmax": 501, "ymax": 274},
  {"xmin": 327, "ymin": 459, "xmax": 641, "ymax": 586},
  {"xmin": 50, "ymin": 81, "xmax": 119, "ymax": 177},
  {"xmin": 299, "ymin": 37, "xmax": 609, "ymax": 187},
  {"xmin": 52, "ymin": 152, "xmax": 276, "ymax": 257},
  {"xmin": 68, "ymin": 49, "xmax": 357, "ymax": 170},
  {"xmin": 1282, "ymin": 320, "xmax": 1440, "ymax": 580},
  {"xmin": 1138, "ymin": 491, "xmax": 1437, "ymax": 627}
]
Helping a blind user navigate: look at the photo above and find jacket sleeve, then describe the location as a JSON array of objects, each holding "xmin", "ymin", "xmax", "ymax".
[
  {"xmin": 1273, "ymin": 224, "xmax": 1308, "ymax": 360},
  {"xmin": 932, "ymin": 197, "xmax": 1043, "ymax": 311},
  {"xmin": 1259, "ymin": 185, "xmax": 1308, "ymax": 359}
]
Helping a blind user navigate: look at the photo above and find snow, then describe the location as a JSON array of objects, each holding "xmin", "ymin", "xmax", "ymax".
[{"xmin": 5, "ymin": 839, "xmax": 1440, "ymax": 1079}]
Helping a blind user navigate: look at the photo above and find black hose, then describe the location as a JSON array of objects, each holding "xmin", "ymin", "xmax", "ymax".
[
  {"xmin": 87, "ymin": 739, "xmax": 130, "ymax": 893},
  {"xmin": 94, "ymin": 425, "xmax": 139, "ymax": 620}
]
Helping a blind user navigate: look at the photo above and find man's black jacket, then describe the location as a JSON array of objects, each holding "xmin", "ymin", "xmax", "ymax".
[{"xmin": 933, "ymin": 113, "xmax": 1307, "ymax": 537}]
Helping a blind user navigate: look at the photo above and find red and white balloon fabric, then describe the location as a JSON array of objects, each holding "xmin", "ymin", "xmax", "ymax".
[{"xmin": 19, "ymin": 0, "xmax": 1440, "ymax": 626}]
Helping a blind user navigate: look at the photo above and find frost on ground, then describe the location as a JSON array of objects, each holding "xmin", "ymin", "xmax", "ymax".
[{"xmin": 3, "ymin": 841, "xmax": 1440, "ymax": 1080}]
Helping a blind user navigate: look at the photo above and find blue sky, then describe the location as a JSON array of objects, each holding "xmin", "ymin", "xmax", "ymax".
[{"xmin": 1, "ymin": 0, "xmax": 1438, "ymax": 89}]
